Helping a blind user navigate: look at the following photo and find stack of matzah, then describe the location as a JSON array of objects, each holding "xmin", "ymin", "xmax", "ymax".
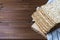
[{"xmin": 31, "ymin": 0, "xmax": 60, "ymax": 38}]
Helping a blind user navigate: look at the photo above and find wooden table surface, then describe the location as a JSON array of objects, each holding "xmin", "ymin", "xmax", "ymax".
[{"xmin": 0, "ymin": 0, "xmax": 47, "ymax": 39}]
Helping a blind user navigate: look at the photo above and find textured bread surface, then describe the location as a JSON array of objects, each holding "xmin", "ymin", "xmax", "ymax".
[{"xmin": 32, "ymin": 0, "xmax": 60, "ymax": 37}]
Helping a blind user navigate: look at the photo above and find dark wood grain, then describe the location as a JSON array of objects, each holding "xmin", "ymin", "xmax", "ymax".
[{"xmin": 0, "ymin": 0, "xmax": 48, "ymax": 39}]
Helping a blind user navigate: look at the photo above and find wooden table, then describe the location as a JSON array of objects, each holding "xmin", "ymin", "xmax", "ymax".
[{"xmin": 0, "ymin": 0, "xmax": 47, "ymax": 39}]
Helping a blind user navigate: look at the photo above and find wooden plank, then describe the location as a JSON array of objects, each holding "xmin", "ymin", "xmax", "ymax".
[
  {"xmin": 0, "ymin": 22, "xmax": 44, "ymax": 39},
  {"xmin": 0, "ymin": 0, "xmax": 47, "ymax": 39}
]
